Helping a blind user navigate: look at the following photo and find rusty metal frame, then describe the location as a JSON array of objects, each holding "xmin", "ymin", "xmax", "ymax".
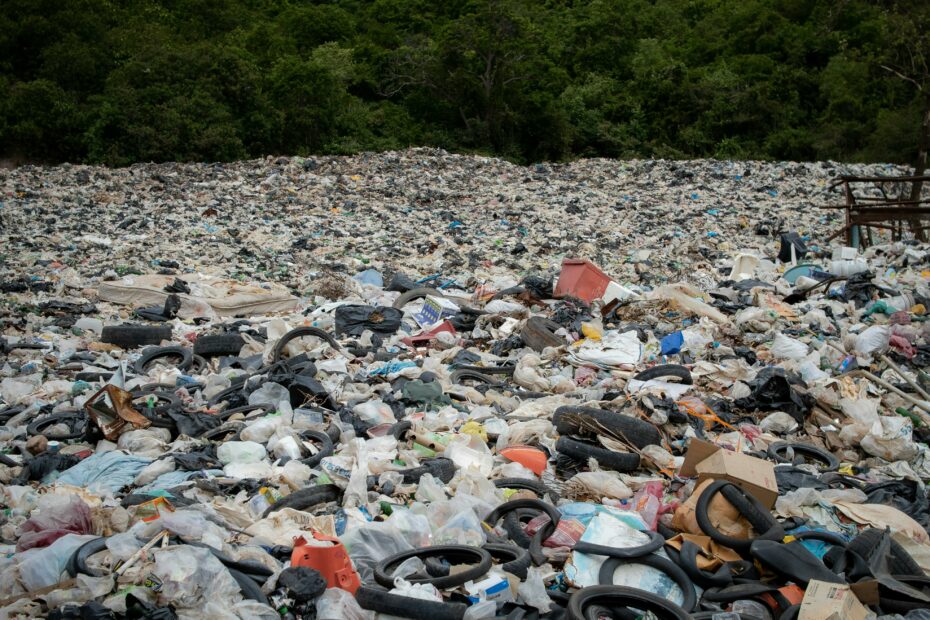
[{"xmin": 820, "ymin": 174, "xmax": 930, "ymax": 248}]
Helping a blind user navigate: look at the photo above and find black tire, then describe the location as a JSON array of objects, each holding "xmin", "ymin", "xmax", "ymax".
[
  {"xmin": 194, "ymin": 333, "xmax": 245, "ymax": 357},
  {"xmin": 767, "ymin": 442, "xmax": 839, "ymax": 472},
  {"xmin": 68, "ymin": 537, "xmax": 109, "ymax": 577},
  {"xmin": 676, "ymin": 540, "xmax": 732, "ymax": 588},
  {"xmin": 131, "ymin": 391, "xmax": 181, "ymax": 415},
  {"xmin": 27, "ymin": 411, "xmax": 86, "ymax": 440},
  {"xmin": 695, "ymin": 480, "xmax": 782, "ymax": 553},
  {"xmin": 485, "ymin": 498, "xmax": 562, "ymax": 532},
  {"xmin": 847, "ymin": 528, "xmax": 925, "ymax": 577},
  {"xmin": 788, "ymin": 529, "xmax": 848, "ymax": 547},
  {"xmin": 202, "ymin": 421, "xmax": 245, "ymax": 442},
  {"xmin": 216, "ymin": 403, "xmax": 275, "ymax": 420},
  {"xmin": 567, "ymin": 585, "xmax": 692, "ymax": 620},
  {"xmin": 133, "ymin": 346, "xmax": 193, "ymax": 375},
  {"xmin": 356, "ymin": 586, "xmax": 467, "ymax": 620},
  {"xmin": 633, "ymin": 364, "xmax": 693, "ymax": 385},
  {"xmin": 190, "ymin": 354, "xmax": 208, "ymax": 374},
  {"xmin": 556, "ymin": 436, "xmax": 640, "ymax": 472},
  {"xmin": 374, "ymin": 545, "xmax": 492, "ymax": 590},
  {"xmin": 398, "ymin": 457, "xmax": 456, "ymax": 484},
  {"xmin": 877, "ymin": 575, "xmax": 930, "ymax": 613},
  {"xmin": 271, "ymin": 326, "xmax": 340, "ymax": 363},
  {"xmin": 599, "ymin": 553, "xmax": 697, "ymax": 612},
  {"xmin": 228, "ymin": 567, "xmax": 270, "ymax": 606},
  {"xmin": 574, "ymin": 530, "xmax": 665, "ymax": 559},
  {"xmin": 483, "ymin": 543, "xmax": 532, "ymax": 579},
  {"xmin": 450, "ymin": 369, "xmax": 503, "ymax": 386},
  {"xmin": 299, "ymin": 429, "xmax": 334, "ymax": 468},
  {"xmin": 553, "ymin": 406, "xmax": 661, "ymax": 449},
  {"xmin": 101, "ymin": 324, "xmax": 172, "ymax": 349},
  {"xmin": 261, "ymin": 484, "xmax": 342, "ymax": 518},
  {"xmin": 493, "ymin": 477, "xmax": 557, "ymax": 499},
  {"xmin": 390, "ymin": 420, "xmax": 413, "ymax": 440},
  {"xmin": 208, "ymin": 383, "xmax": 248, "ymax": 407},
  {"xmin": 393, "ymin": 288, "xmax": 448, "ymax": 309}
]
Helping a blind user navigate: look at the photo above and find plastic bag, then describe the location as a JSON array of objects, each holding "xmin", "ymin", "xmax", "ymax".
[
  {"xmin": 429, "ymin": 495, "xmax": 487, "ymax": 546},
  {"xmin": 562, "ymin": 471, "xmax": 633, "ymax": 500},
  {"xmin": 342, "ymin": 521, "xmax": 414, "ymax": 583},
  {"xmin": 855, "ymin": 325, "xmax": 891, "ymax": 356},
  {"xmin": 153, "ymin": 545, "xmax": 241, "ymax": 610},
  {"xmin": 315, "ymin": 586, "xmax": 373, "ymax": 620},
  {"xmin": 335, "ymin": 305, "xmax": 402, "ymax": 336},
  {"xmin": 217, "ymin": 440, "xmax": 267, "ymax": 465},
  {"xmin": 861, "ymin": 416, "xmax": 918, "ymax": 462},
  {"xmin": 17, "ymin": 533, "xmax": 99, "ymax": 590},
  {"xmin": 770, "ymin": 333, "xmax": 808, "ymax": 360},
  {"xmin": 240, "ymin": 415, "xmax": 283, "ymax": 443},
  {"xmin": 388, "ymin": 508, "xmax": 432, "ymax": 548},
  {"xmin": 16, "ymin": 494, "xmax": 93, "ymax": 551},
  {"xmin": 517, "ymin": 565, "xmax": 552, "ymax": 612},
  {"xmin": 248, "ymin": 382, "xmax": 289, "ymax": 408}
]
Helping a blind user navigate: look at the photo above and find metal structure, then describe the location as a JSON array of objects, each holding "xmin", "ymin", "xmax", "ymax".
[{"xmin": 821, "ymin": 174, "xmax": 930, "ymax": 248}]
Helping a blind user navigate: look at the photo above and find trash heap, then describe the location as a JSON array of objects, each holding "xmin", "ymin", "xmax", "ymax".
[{"xmin": 2, "ymin": 151, "xmax": 930, "ymax": 619}]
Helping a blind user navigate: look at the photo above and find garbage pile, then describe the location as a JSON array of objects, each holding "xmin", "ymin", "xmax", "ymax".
[{"xmin": 1, "ymin": 151, "xmax": 930, "ymax": 619}]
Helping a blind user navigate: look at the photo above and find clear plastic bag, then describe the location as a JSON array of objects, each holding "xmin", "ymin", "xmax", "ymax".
[
  {"xmin": 153, "ymin": 545, "xmax": 241, "ymax": 610},
  {"xmin": 315, "ymin": 586, "xmax": 373, "ymax": 620}
]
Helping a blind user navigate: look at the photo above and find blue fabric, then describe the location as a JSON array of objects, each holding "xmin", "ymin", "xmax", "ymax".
[
  {"xmin": 660, "ymin": 331, "xmax": 684, "ymax": 355},
  {"xmin": 57, "ymin": 450, "xmax": 152, "ymax": 494}
]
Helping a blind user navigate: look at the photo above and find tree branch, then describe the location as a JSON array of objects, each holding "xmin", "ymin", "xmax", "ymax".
[{"xmin": 881, "ymin": 64, "xmax": 924, "ymax": 91}]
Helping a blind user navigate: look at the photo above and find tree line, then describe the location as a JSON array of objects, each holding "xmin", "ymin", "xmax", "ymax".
[{"xmin": 0, "ymin": 0, "xmax": 926, "ymax": 166}]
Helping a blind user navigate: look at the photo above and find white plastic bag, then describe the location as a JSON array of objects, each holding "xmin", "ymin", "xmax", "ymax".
[
  {"xmin": 770, "ymin": 333, "xmax": 808, "ymax": 360},
  {"xmin": 217, "ymin": 440, "xmax": 267, "ymax": 464},
  {"xmin": 855, "ymin": 325, "xmax": 891, "ymax": 356}
]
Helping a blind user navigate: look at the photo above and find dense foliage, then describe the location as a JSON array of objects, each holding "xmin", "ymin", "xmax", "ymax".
[{"xmin": 0, "ymin": 0, "xmax": 926, "ymax": 166}]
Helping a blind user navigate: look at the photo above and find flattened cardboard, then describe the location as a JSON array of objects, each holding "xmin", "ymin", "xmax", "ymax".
[
  {"xmin": 679, "ymin": 438, "xmax": 778, "ymax": 508},
  {"xmin": 799, "ymin": 580, "xmax": 869, "ymax": 620}
]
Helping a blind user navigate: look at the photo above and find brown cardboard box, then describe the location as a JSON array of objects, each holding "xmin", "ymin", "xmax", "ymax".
[
  {"xmin": 799, "ymin": 580, "xmax": 870, "ymax": 620},
  {"xmin": 679, "ymin": 438, "xmax": 778, "ymax": 508}
]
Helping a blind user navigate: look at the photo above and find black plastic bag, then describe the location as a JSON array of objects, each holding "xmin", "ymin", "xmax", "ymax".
[
  {"xmin": 864, "ymin": 479, "xmax": 930, "ymax": 530},
  {"xmin": 135, "ymin": 294, "xmax": 182, "ymax": 322},
  {"xmin": 13, "ymin": 452, "xmax": 82, "ymax": 484},
  {"xmin": 521, "ymin": 275, "xmax": 554, "ymax": 298},
  {"xmin": 777, "ymin": 232, "xmax": 807, "ymax": 262},
  {"xmin": 334, "ymin": 305, "xmax": 402, "ymax": 336},
  {"xmin": 836, "ymin": 271, "xmax": 878, "ymax": 308},
  {"xmin": 735, "ymin": 367, "xmax": 814, "ymax": 424},
  {"xmin": 277, "ymin": 566, "xmax": 327, "ymax": 602},
  {"xmin": 776, "ymin": 466, "xmax": 828, "ymax": 493},
  {"xmin": 386, "ymin": 272, "xmax": 417, "ymax": 293},
  {"xmin": 173, "ymin": 449, "xmax": 221, "ymax": 471},
  {"xmin": 165, "ymin": 409, "xmax": 222, "ymax": 437}
]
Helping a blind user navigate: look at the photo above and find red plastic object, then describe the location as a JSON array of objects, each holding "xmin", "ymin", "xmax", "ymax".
[
  {"xmin": 291, "ymin": 531, "xmax": 361, "ymax": 594},
  {"xmin": 554, "ymin": 259, "xmax": 611, "ymax": 302},
  {"xmin": 401, "ymin": 319, "xmax": 456, "ymax": 348},
  {"xmin": 500, "ymin": 445, "xmax": 548, "ymax": 475}
]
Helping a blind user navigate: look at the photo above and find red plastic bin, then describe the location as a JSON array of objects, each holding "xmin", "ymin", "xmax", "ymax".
[{"xmin": 553, "ymin": 258, "xmax": 611, "ymax": 302}]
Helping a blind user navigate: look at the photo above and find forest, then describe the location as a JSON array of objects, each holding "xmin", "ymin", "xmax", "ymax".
[{"xmin": 0, "ymin": 0, "xmax": 927, "ymax": 166}]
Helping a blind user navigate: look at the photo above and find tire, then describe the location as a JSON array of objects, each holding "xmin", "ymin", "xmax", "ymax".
[
  {"xmin": 131, "ymin": 391, "xmax": 181, "ymax": 415},
  {"xmin": 68, "ymin": 537, "xmax": 109, "ymax": 577},
  {"xmin": 208, "ymin": 383, "xmax": 248, "ymax": 407},
  {"xmin": 676, "ymin": 540, "xmax": 733, "ymax": 588},
  {"xmin": 599, "ymin": 554, "xmax": 697, "ymax": 611},
  {"xmin": 553, "ymin": 406, "xmax": 661, "ymax": 449},
  {"xmin": 767, "ymin": 442, "xmax": 839, "ymax": 472},
  {"xmin": 101, "ymin": 324, "xmax": 172, "ymax": 349},
  {"xmin": 574, "ymin": 530, "xmax": 665, "ymax": 559},
  {"xmin": 393, "ymin": 288, "xmax": 447, "ymax": 309},
  {"xmin": 633, "ymin": 364, "xmax": 693, "ymax": 385},
  {"xmin": 450, "ymin": 369, "xmax": 503, "ymax": 386},
  {"xmin": 299, "ymin": 429, "xmax": 334, "ymax": 468},
  {"xmin": 356, "ymin": 586, "xmax": 467, "ymax": 620},
  {"xmin": 493, "ymin": 477, "xmax": 556, "ymax": 500},
  {"xmin": 877, "ymin": 575, "xmax": 930, "ymax": 613},
  {"xmin": 374, "ymin": 545, "xmax": 492, "ymax": 590},
  {"xmin": 522, "ymin": 317, "xmax": 565, "ymax": 352},
  {"xmin": 194, "ymin": 333, "xmax": 245, "ymax": 357},
  {"xmin": 567, "ymin": 585, "xmax": 692, "ymax": 620},
  {"xmin": 398, "ymin": 457, "xmax": 456, "ymax": 484},
  {"xmin": 271, "ymin": 326, "xmax": 340, "ymax": 363},
  {"xmin": 27, "ymin": 411, "xmax": 86, "ymax": 440},
  {"xmin": 695, "ymin": 480, "xmax": 782, "ymax": 553},
  {"xmin": 228, "ymin": 567, "xmax": 270, "ymax": 606},
  {"xmin": 485, "ymin": 499, "xmax": 561, "ymax": 532},
  {"xmin": 788, "ymin": 529, "xmax": 847, "ymax": 547},
  {"xmin": 483, "ymin": 543, "xmax": 531, "ymax": 579},
  {"xmin": 556, "ymin": 436, "xmax": 640, "ymax": 472},
  {"xmin": 202, "ymin": 421, "xmax": 245, "ymax": 442},
  {"xmin": 216, "ymin": 403, "xmax": 275, "ymax": 420},
  {"xmin": 133, "ymin": 346, "xmax": 193, "ymax": 374},
  {"xmin": 261, "ymin": 484, "xmax": 342, "ymax": 518},
  {"xmin": 847, "ymin": 528, "xmax": 925, "ymax": 577}
]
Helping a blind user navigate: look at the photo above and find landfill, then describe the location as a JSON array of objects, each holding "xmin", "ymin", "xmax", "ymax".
[{"xmin": 2, "ymin": 149, "xmax": 930, "ymax": 618}]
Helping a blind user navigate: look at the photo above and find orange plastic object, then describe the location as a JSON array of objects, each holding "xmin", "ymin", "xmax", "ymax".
[
  {"xmin": 500, "ymin": 445, "xmax": 548, "ymax": 475},
  {"xmin": 759, "ymin": 584, "xmax": 805, "ymax": 610},
  {"xmin": 401, "ymin": 319, "xmax": 457, "ymax": 348},
  {"xmin": 291, "ymin": 531, "xmax": 361, "ymax": 594},
  {"xmin": 554, "ymin": 259, "xmax": 611, "ymax": 302}
]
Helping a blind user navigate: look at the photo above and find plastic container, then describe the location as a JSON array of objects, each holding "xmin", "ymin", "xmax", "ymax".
[{"xmin": 554, "ymin": 259, "xmax": 611, "ymax": 302}]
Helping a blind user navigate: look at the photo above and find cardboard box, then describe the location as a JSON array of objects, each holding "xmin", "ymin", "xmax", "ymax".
[
  {"xmin": 679, "ymin": 438, "xmax": 778, "ymax": 508},
  {"xmin": 799, "ymin": 580, "xmax": 870, "ymax": 620}
]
